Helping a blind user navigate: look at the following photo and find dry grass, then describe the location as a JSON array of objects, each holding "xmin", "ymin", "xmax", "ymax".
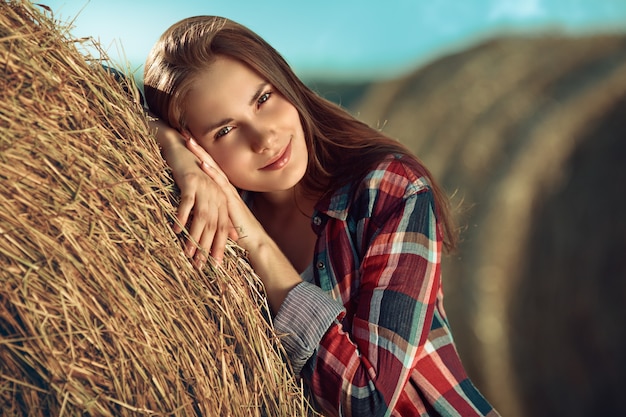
[{"xmin": 0, "ymin": 1, "xmax": 316, "ymax": 415}]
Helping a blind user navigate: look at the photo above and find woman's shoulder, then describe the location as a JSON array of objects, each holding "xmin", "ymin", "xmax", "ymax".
[
  {"xmin": 341, "ymin": 153, "xmax": 434, "ymax": 221},
  {"xmin": 318, "ymin": 153, "xmax": 433, "ymax": 219},
  {"xmin": 359, "ymin": 153, "xmax": 432, "ymax": 198}
]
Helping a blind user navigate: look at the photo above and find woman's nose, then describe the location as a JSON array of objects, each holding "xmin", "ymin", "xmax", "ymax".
[{"xmin": 248, "ymin": 124, "xmax": 275, "ymax": 153}]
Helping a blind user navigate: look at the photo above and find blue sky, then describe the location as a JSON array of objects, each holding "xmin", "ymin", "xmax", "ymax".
[{"xmin": 44, "ymin": 0, "xmax": 626, "ymax": 81}]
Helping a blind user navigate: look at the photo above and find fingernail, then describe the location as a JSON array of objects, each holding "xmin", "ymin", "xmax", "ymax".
[{"xmin": 189, "ymin": 137, "xmax": 198, "ymax": 146}]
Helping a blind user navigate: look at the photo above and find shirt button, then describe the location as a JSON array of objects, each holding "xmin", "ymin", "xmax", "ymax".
[
  {"xmin": 316, "ymin": 261, "xmax": 325, "ymax": 270},
  {"xmin": 313, "ymin": 216, "xmax": 322, "ymax": 226}
]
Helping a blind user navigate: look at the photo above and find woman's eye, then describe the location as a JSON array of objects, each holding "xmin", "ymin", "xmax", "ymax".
[
  {"xmin": 215, "ymin": 126, "xmax": 232, "ymax": 139},
  {"xmin": 257, "ymin": 91, "xmax": 272, "ymax": 107}
]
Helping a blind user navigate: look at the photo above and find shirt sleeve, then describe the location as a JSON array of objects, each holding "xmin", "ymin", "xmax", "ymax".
[
  {"xmin": 306, "ymin": 180, "xmax": 445, "ymax": 415},
  {"xmin": 273, "ymin": 281, "xmax": 345, "ymax": 375}
]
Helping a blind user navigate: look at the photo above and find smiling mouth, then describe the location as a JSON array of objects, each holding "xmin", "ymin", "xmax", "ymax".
[{"xmin": 260, "ymin": 139, "xmax": 292, "ymax": 171}]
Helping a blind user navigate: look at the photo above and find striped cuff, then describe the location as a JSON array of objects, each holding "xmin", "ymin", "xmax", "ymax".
[{"xmin": 274, "ymin": 281, "xmax": 345, "ymax": 375}]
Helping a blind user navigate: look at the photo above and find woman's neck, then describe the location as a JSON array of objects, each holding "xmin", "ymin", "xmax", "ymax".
[
  {"xmin": 252, "ymin": 186, "xmax": 319, "ymax": 274},
  {"xmin": 254, "ymin": 185, "xmax": 317, "ymax": 220},
  {"xmin": 257, "ymin": 188, "xmax": 295, "ymax": 210}
]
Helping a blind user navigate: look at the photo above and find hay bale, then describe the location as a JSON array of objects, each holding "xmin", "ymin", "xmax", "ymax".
[
  {"xmin": 0, "ymin": 1, "xmax": 315, "ymax": 415},
  {"xmin": 353, "ymin": 34, "xmax": 626, "ymax": 417}
]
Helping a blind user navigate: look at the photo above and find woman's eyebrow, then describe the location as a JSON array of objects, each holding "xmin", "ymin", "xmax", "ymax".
[
  {"xmin": 198, "ymin": 82, "xmax": 269, "ymax": 136},
  {"xmin": 202, "ymin": 117, "xmax": 233, "ymax": 136},
  {"xmin": 249, "ymin": 82, "xmax": 269, "ymax": 106}
]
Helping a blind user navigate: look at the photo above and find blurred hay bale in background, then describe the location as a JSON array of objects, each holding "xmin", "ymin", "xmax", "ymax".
[
  {"xmin": 355, "ymin": 35, "xmax": 626, "ymax": 417},
  {"xmin": 0, "ymin": 1, "xmax": 314, "ymax": 415}
]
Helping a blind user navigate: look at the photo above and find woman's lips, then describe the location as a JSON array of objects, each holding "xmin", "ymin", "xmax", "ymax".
[{"xmin": 260, "ymin": 139, "xmax": 292, "ymax": 171}]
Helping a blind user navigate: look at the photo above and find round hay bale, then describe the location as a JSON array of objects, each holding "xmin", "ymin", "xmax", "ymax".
[
  {"xmin": 353, "ymin": 34, "xmax": 626, "ymax": 417},
  {"xmin": 0, "ymin": 1, "xmax": 315, "ymax": 416}
]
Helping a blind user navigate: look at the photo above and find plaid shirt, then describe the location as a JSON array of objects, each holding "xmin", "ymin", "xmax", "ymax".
[{"xmin": 272, "ymin": 154, "xmax": 499, "ymax": 417}]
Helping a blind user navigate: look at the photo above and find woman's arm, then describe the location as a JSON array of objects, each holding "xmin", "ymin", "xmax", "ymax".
[{"xmin": 148, "ymin": 118, "xmax": 235, "ymax": 267}]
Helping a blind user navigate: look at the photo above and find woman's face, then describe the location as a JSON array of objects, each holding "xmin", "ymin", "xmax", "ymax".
[{"xmin": 183, "ymin": 56, "xmax": 308, "ymax": 193}]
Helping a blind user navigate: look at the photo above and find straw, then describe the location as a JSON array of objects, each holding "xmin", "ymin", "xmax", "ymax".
[{"xmin": 0, "ymin": 1, "xmax": 317, "ymax": 415}]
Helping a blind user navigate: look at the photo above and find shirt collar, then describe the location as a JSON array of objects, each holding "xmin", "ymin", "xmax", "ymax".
[{"xmin": 314, "ymin": 182, "xmax": 352, "ymax": 221}]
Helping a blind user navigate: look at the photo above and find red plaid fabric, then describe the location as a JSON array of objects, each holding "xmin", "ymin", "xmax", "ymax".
[{"xmin": 270, "ymin": 154, "xmax": 499, "ymax": 416}]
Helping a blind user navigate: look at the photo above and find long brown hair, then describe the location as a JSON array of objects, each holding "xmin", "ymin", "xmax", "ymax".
[{"xmin": 143, "ymin": 16, "xmax": 457, "ymax": 251}]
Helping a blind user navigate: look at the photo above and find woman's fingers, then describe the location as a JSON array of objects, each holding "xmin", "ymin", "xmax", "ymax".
[
  {"xmin": 183, "ymin": 138, "xmax": 262, "ymax": 260},
  {"xmin": 199, "ymin": 161, "xmax": 254, "ymax": 245},
  {"xmin": 187, "ymin": 138, "xmax": 232, "ymax": 183},
  {"xmin": 208, "ymin": 205, "xmax": 231, "ymax": 265},
  {"xmin": 158, "ymin": 129, "xmax": 232, "ymax": 268},
  {"xmin": 185, "ymin": 199, "xmax": 215, "ymax": 256},
  {"xmin": 170, "ymin": 168, "xmax": 232, "ymax": 267},
  {"xmin": 174, "ymin": 190, "xmax": 195, "ymax": 234},
  {"xmin": 187, "ymin": 138, "xmax": 218, "ymax": 169},
  {"xmin": 200, "ymin": 161, "xmax": 234, "ymax": 194}
]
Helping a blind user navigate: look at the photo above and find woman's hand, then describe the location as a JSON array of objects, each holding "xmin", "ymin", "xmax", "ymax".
[
  {"xmin": 187, "ymin": 138, "xmax": 303, "ymax": 314},
  {"xmin": 149, "ymin": 118, "xmax": 234, "ymax": 268},
  {"xmin": 174, "ymin": 158, "xmax": 236, "ymax": 268},
  {"xmin": 185, "ymin": 138, "xmax": 263, "ymax": 253}
]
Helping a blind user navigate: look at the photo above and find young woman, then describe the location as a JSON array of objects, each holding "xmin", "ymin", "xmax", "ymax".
[{"xmin": 143, "ymin": 15, "xmax": 499, "ymax": 417}]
